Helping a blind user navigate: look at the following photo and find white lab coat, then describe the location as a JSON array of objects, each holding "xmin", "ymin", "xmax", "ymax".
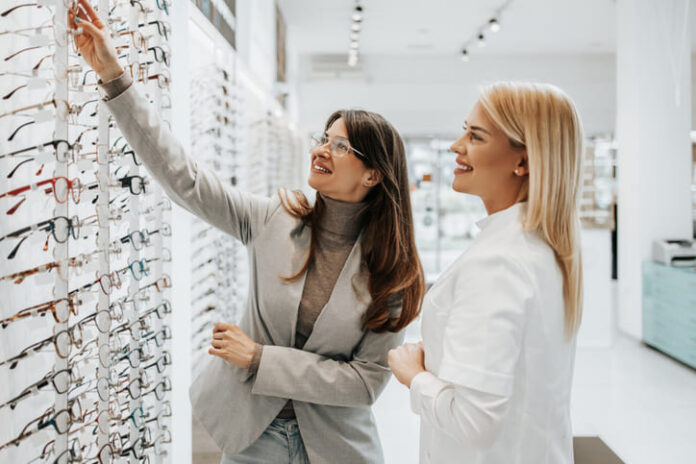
[{"xmin": 411, "ymin": 202, "xmax": 576, "ymax": 464}]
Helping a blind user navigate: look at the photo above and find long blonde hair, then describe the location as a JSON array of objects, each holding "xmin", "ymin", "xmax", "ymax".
[{"xmin": 479, "ymin": 82, "xmax": 584, "ymax": 337}]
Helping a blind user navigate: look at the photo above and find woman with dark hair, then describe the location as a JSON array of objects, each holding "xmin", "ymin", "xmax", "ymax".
[{"xmin": 69, "ymin": 2, "xmax": 425, "ymax": 463}]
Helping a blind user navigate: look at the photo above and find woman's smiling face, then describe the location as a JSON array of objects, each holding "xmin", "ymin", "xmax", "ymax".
[
  {"xmin": 308, "ymin": 117, "xmax": 376, "ymax": 203},
  {"xmin": 449, "ymin": 100, "xmax": 528, "ymax": 214}
]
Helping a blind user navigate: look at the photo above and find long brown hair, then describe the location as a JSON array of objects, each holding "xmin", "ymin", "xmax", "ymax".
[{"xmin": 279, "ymin": 109, "xmax": 425, "ymax": 333}]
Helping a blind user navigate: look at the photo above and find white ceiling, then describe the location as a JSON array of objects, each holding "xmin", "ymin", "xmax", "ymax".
[{"xmin": 277, "ymin": 0, "xmax": 623, "ymax": 56}]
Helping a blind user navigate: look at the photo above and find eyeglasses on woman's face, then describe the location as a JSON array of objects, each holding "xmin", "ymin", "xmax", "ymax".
[{"xmin": 310, "ymin": 133, "xmax": 368, "ymax": 160}]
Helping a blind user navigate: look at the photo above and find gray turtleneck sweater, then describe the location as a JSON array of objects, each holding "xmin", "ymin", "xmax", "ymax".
[{"xmin": 249, "ymin": 193, "xmax": 365, "ymax": 418}]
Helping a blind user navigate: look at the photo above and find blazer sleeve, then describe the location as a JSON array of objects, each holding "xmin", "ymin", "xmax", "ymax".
[
  {"xmin": 250, "ymin": 327, "xmax": 406, "ymax": 407},
  {"xmin": 102, "ymin": 82, "xmax": 276, "ymax": 245}
]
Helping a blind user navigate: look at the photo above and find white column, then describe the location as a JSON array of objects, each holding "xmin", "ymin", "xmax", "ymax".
[
  {"xmin": 616, "ymin": 0, "xmax": 693, "ymax": 338},
  {"xmin": 170, "ymin": 0, "xmax": 193, "ymax": 460}
]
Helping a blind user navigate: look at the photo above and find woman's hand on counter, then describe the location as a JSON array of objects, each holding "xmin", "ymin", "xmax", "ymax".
[
  {"xmin": 388, "ymin": 341, "xmax": 426, "ymax": 388},
  {"xmin": 209, "ymin": 322, "xmax": 257, "ymax": 370},
  {"xmin": 68, "ymin": 0, "xmax": 124, "ymax": 82}
]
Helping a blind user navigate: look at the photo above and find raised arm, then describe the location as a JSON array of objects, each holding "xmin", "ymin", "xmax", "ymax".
[{"xmin": 69, "ymin": 0, "xmax": 273, "ymax": 243}]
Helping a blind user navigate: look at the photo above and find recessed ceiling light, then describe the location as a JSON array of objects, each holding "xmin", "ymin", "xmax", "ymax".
[
  {"xmin": 461, "ymin": 49, "xmax": 469, "ymax": 62},
  {"xmin": 489, "ymin": 18, "xmax": 500, "ymax": 33},
  {"xmin": 477, "ymin": 33, "xmax": 485, "ymax": 47},
  {"xmin": 351, "ymin": 23, "xmax": 361, "ymax": 32}
]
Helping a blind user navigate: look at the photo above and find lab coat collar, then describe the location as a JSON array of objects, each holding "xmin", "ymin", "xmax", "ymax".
[{"xmin": 476, "ymin": 202, "xmax": 526, "ymax": 232}]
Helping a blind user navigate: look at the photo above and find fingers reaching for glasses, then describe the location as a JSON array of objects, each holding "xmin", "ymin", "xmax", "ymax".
[{"xmin": 68, "ymin": 0, "xmax": 123, "ymax": 82}]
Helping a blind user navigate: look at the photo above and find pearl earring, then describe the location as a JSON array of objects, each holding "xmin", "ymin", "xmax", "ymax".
[{"xmin": 514, "ymin": 169, "xmax": 520, "ymax": 175}]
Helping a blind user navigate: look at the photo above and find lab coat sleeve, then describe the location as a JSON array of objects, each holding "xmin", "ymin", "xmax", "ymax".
[
  {"xmin": 103, "ymin": 83, "xmax": 278, "ymax": 245},
  {"xmin": 250, "ymin": 327, "xmax": 405, "ymax": 407},
  {"xmin": 410, "ymin": 254, "xmax": 533, "ymax": 446},
  {"xmin": 410, "ymin": 372, "xmax": 509, "ymax": 448},
  {"xmin": 438, "ymin": 254, "xmax": 532, "ymax": 396}
]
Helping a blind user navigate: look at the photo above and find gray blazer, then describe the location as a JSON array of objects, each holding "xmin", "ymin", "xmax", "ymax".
[{"xmin": 105, "ymin": 84, "xmax": 404, "ymax": 463}]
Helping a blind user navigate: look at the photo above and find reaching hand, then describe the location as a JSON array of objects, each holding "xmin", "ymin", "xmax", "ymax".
[{"xmin": 68, "ymin": 0, "xmax": 124, "ymax": 82}]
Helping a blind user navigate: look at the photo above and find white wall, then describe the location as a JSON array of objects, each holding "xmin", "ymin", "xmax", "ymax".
[
  {"xmin": 297, "ymin": 53, "xmax": 616, "ymax": 137},
  {"xmin": 236, "ymin": 0, "xmax": 278, "ymax": 95},
  {"xmin": 615, "ymin": 0, "xmax": 693, "ymax": 339}
]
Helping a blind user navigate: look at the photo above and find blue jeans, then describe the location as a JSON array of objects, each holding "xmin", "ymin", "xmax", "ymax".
[{"xmin": 221, "ymin": 418, "xmax": 310, "ymax": 464}]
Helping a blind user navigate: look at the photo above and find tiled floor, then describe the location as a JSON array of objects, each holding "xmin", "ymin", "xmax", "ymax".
[{"xmin": 193, "ymin": 328, "xmax": 696, "ymax": 464}]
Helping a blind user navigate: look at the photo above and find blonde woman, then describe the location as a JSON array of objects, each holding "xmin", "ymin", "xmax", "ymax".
[{"xmin": 388, "ymin": 82, "xmax": 583, "ymax": 463}]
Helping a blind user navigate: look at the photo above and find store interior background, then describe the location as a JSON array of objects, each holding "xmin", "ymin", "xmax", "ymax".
[
  {"xmin": 0, "ymin": 0, "xmax": 694, "ymax": 463},
  {"xmin": 169, "ymin": 1, "xmax": 696, "ymax": 463}
]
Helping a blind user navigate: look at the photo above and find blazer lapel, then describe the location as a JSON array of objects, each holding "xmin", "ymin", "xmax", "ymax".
[{"xmin": 255, "ymin": 222, "xmax": 310, "ymax": 347}]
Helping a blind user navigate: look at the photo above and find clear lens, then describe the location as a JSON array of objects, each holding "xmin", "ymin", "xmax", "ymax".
[
  {"xmin": 97, "ymin": 377, "xmax": 110, "ymax": 401},
  {"xmin": 54, "ymin": 177, "xmax": 69, "ymax": 203},
  {"xmin": 69, "ymin": 216, "xmax": 80, "ymax": 240},
  {"xmin": 98, "ymin": 343, "xmax": 111, "ymax": 368},
  {"xmin": 98, "ymin": 444, "xmax": 113, "ymax": 464},
  {"xmin": 55, "ymin": 330, "xmax": 72, "ymax": 358},
  {"xmin": 131, "ymin": 231, "xmax": 145, "ymax": 250},
  {"xmin": 55, "ymin": 449, "xmax": 71, "ymax": 464},
  {"xmin": 52, "ymin": 216, "xmax": 70, "ymax": 243},
  {"xmin": 95, "ymin": 310, "xmax": 112, "ymax": 333},
  {"xmin": 55, "ymin": 299, "xmax": 69, "ymax": 323},
  {"xmin": 71, "ymin": 178, "xmax": 81, "ymax": 203},
  {"xmin": 54, "ymin": 409, "xmax": 71, "ymax": 434},
  {"xmin": 128, "ymin": 379, "xmax": 141, "ymax": 398},
  {"xmin": 52, "ymin": 369, "xmax": 70, "ymax": 393},
  {"xmin": 55, "ymin": 140, "xmax": 70, "ymax": 163},
  {"xmin": 98, "ymin": 274, "xmax": 113, "ymax": 294},
  {"xmin": 72, "ymin": 323, "xmax": 83, "ymax": 348},
  {"xmin": 131, "ymin": 176, "xmax": 144, "ymax": 194},
  {"xmin": 97, "ymin": 410, "xmax": 109, "ymax": 433}
]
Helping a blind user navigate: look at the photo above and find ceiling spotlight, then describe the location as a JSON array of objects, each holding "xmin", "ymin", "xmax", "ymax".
[
  {"xmin": 350, "ymin": 41, "xmax": 359, "ymax": 49},
  {"xmin": 351, "ymin": 22, "xmax": 361, "ymax": 32},
  {"xmin": 348, "ymin": 54, "xmax": 359, "ymax": 67},
  {"xmin": 352, "ymin": 5, "xmax": 363, "ymax": 22},
  {"xmin": 349, "ymin": 48, "xmax": 359, "ymax": 56},
  {"xmin": 477, "ymin": 33, "xmax": 486, "ymax": 47},
  {"xmin": 460, "ymin": 49, "xmax": 469, "ymax": 62},
  {"xmin": 489, "ymin": 18, "xmax": 500, "ymax": 33},
  {"xmin": 350, "ymin": 31, "xmax": 359, "ymax": 41}
]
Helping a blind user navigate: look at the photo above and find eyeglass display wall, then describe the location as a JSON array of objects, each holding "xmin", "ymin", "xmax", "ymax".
[
  {"xmin": 0, "ymin": 0, "xmax": 174, "ymax": 462},
  {"xmin": 184, "ymin": 17, "xmax": 306, "ymax": 374},
  {"xmin": 188, "ymin": 63, "xmax": 246, "ymax": 373}
]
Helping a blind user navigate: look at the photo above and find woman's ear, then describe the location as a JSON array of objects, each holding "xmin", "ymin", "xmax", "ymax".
[
  {"xmin": 363, "ymin": 169, "xmax": 383, "ymax": 188},
  {"xmin": 514, "ymin": 151, "xmax": 529, "ymax": 176}
]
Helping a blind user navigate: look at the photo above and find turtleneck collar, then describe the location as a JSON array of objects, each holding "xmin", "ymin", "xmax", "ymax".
[{"xmin": 317, "ymin": 193, "xmax": 366, "ymax": 240}]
